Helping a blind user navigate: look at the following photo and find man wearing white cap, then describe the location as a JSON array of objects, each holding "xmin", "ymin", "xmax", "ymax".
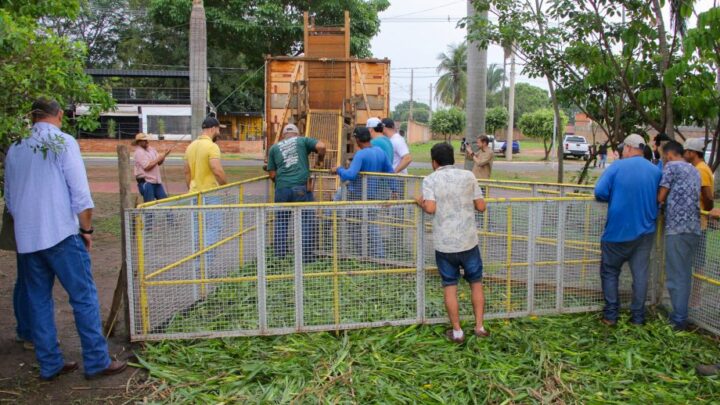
[
  {"xmin": 683, "ymin": 138, "xmax": 714, "ymax": 214},
  {"xmin": 267, "ymin": 123, "xmax": 326, "ymax": 259},
  {"xmin": 133, "ymin": 133, "xmax": 170, "ymax": 202},
  {"xmin": 367, "ymin": 117, "xmax": 393, "ymax": 165},
  {"xmin": 594, "ymin": 134, "xmax": 662, "ymax": 327}
]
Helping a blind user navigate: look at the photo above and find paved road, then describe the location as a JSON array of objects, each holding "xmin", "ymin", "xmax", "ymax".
[{"xmin": 84, "ymin": 156, "xmax": 599, "ymax": 172}]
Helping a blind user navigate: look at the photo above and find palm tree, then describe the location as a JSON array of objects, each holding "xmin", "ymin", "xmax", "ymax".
[
  {"xmin": 486, "ymin": 63, "xmax": 505, "ymax": 94},
  {"xmin": 435, "ymin": 42, "xmax": 467, "ymax": 108}
]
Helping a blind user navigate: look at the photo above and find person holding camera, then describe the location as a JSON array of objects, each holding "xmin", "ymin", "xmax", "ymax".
[
  {"xmin": 468, "ymin": 135, "xmax": 494, "ymax": 179},
  {"xmin": 133, "ymin": 133, "xmax": 171, "ymax": 202}
]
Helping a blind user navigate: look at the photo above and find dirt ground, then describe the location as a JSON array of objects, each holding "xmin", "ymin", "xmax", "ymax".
[
  {"xmin": 0, "ymin": 163, "xmax": 269, "ymax": 404},
  {"xmin": 0, "ymin": 193, "xmax": 145, "ymax": 404}
]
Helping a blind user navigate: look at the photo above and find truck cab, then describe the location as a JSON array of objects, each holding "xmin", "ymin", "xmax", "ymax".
[{"xmin": 563, "ymin": 135, "xmax": 590, "ymax": 160}]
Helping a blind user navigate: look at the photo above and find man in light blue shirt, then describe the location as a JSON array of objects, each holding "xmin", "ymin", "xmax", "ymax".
[
  {"xmin": 331, "ymin": 127, "xmax": 393, "ymax": 258},
  {"xmin": 4, "ymin": 98, "xmax": 126, "ymax": 381},
  {"xmin": 594, "ymin": 134, "xmax": 661, "ymax": 327}
]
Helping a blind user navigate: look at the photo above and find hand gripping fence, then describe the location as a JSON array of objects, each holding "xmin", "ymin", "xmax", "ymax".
[{"xmin": 126, "ymin": 173, "xmax": 720, "ymax": 340}]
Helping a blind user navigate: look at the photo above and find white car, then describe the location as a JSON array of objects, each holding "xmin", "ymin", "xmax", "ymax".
[{"xmin": 563, "ymin": 135, "xmax": 590, "ymax": 160}]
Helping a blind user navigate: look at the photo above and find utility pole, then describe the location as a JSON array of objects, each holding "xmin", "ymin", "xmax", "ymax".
[
  {"xmin": 189, "ymin": 0, "xmax": 207, "ymax": 140},
  {"xmin": 408, "ymin": 68, "xmax": 414, "ymax": 122},
  {"xmin": 506, "ymin": 50, "xmax": 516, "ymax": 162},
  {"xmin": 428, "ymin": 83, "xmax": 433, "ymax": 121}
]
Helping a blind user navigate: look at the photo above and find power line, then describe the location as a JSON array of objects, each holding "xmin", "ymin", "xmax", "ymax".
[{"xmin": 384, "ymin": 0, "xmax": 464, "ymax": 19}]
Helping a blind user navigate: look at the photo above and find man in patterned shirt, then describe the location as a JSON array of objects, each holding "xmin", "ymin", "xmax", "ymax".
[
  {"xmin": 657, "ymin": 141, "xmax": 701, "ymax": 330},
  {"xmin": 416, "ymin": 143, "xmax": 488, "ymax": 343}
]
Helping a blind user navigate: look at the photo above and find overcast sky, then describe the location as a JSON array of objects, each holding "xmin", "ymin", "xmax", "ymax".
[{"xmin": 371, "ymin": 0, "xmax": 717, "ymax": 110}]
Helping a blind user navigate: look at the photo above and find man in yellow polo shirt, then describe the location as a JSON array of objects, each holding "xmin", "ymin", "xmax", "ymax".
[
  {"xmin": 184, "ymin": 116, "xmax": 228, "ymax": 272},
  {"xmin": 184, "ymin": 116, "xmax": 227, "ymax": 192}
]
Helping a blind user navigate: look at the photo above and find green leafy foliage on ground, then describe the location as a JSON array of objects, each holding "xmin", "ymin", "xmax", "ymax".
[{"xmin": 137, "ymin": 312, "xmax": 720, "ymax": 403}]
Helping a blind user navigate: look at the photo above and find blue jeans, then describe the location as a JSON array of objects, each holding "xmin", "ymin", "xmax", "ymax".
[
  {"xmin": 17, "ymin": 235, "xmax": 111, "ymax": 379},
  {"xmin": 14, "ymin": 255, "xmax": 32, "ymax": 341},
  {"xmin": 600, "ymin": 233, "xmax": 654, "ymax": 324},
  {"xmin": 599, "ymin": 154, "xmax": 607, "ymax": 168},
  {"xmin": 138, "ymin": 182, "xmax": 168, "ymax": 202},
  {"xmin": 274, "ymin": 185, "xmax": 315, "ymax": 260},
  {"xmin": 665, "ymin": 233, "xmax": 701, "ymax": 328},
  {"xmin": 435, "ymin": 246, "xmax": 484, "ymax": 287}
]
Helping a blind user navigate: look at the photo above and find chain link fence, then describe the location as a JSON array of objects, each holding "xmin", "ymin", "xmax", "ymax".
[{"xmin": 126, "ymin": 173, "xmax": 717, "ymax": 341}]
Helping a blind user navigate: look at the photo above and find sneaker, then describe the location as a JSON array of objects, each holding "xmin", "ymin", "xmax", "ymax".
[
  {"xmin": 445, "ymin": 329, "xmax": 465, "ymax": 344},
  {"xmin": 474, "ymin": 327, "xmax": 490, "ymax": 338},
  {"xmin": 696, "ymin": 363, "xmax": 720, "ymax": 377}
]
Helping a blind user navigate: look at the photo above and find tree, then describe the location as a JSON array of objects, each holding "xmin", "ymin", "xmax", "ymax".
[
  {"xmin": 486, "ymin": 63, "xmax": 505, "ymax": 94},
  {"xmin": 143, "ymin": 0, "xmax": 390, "ymax": 112},
  {"xmin": 430, "ymin": 108, "xmax": 466, "ymax": 142},
  {"xmin": 392, "ymin": 101, "xmax": 431, "ymax": 124},
  {"xmin": 435, "ymin": 42, "xmax": 467, "ymax": 108},
  {"xmin": 41, "ymin": 0, "xmax": 137, "ymax": 67},
  {"xmin": 518, "ymin": 108, "xmax": 568, "ymax": 160},
  {"xmin": 0, "ymin": 1, "xmax": 114, "ymax": 149},
  {"xmin": 465, "ymin": 0, "xmax": 489, "ymax": 171},
  {"xmin": 486, "ymin": 107, "xmax": 509, "ymax": 136},
  {"xmin": 514, "ymin": 83, "xmax": 551, "ymax": 123}
]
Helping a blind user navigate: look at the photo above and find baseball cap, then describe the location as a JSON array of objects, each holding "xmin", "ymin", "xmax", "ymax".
[
  {"xmin": 684, "ymin": 138, "xmax": 706, "ymax": 153},
  {"xmin": 381, "ymin": 118, "xmax": 395, "ymax": 129},
  {"xmin": 353, "ymin": 126, "xmax": 372, "ymax": 143},
  {"xmin": 201, "ymin": 116, "xmax": 226, "ymax": 129},
  {"xmin": 623, "ymin": 134, "xmax": 646, "ymax": 149},
  {"xmin": 132, "ymin": 132, "xmax": 150, "ymax": 145},
  {"xmin": 282, "ymin": 123, "xmax": 300, "ymax": 134},
  {"xmin": 366, "ymin": 117, "xmax": 383, "ymax": 130}
]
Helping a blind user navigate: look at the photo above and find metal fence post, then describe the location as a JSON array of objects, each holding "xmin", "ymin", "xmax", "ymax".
[
  {"xmin": 416, "ymin": 206, "xmax": 426, "ymax": 322},
  {"xmin": 293, "ymin": 208, "xmax": 304, "ymax": 331},
  {"xmin": 527, "ymin": 202, "xmax": 538, "ymax": 314},
  {"xmin": 361, "ymin": 176, "xmax": 368, "ymax": 258},
  {"xmin": 257, "ymin": 208, "xmax": 268, "ymax": 333},
  {"xmin": 556, "ymin": 201, "xmax": 567, "ymax": 312}
]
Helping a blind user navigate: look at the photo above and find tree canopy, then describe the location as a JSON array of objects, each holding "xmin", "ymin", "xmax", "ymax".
[
  {"xmin": 41, "ymin": 0, "xmax": 390, "ymax": 113},
  {"xmin": 430, "ymin": 108, "xmax": 466, "ymax": 141},
  {"xmin": 392, "ymin": 100, "xmax": 431, "ymax": 124},
  {"xmin": 518, "ymin": 108, "xmax": 568, "ymax": 160},
  {"xmin": 0, "ymin": 1, "xmax": 114, "ymax": 148},
  {"xmin": 486, "ymin": 107, "xmax": 509, "ymax": 136}
]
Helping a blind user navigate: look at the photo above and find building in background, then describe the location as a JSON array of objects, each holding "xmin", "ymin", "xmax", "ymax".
[{"xmin": 217, "ymin": 112, "xmax": 263, "ymax": 141}]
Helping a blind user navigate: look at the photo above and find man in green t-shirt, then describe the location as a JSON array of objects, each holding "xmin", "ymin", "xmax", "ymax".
[{"xmin": 267, "ymin": 123, "xmax": 326, "ymax": 259}]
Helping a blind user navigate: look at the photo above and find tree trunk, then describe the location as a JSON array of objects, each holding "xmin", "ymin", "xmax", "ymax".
[
  {"xmin": 465, "ymin": 0, "xmax": 488, "ymax": 170},
  {"xmin": 548, "ymin": 77, "xmax": 564, "ymax": 183},
  {"xmin": 651, "ymin": 0, "xmax": 674, "ymax": 137}
]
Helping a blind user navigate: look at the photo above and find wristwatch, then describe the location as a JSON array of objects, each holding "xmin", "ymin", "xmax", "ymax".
[{"xmin": 79, "ymin": 227, "xmax": 94, "ymax": 235}]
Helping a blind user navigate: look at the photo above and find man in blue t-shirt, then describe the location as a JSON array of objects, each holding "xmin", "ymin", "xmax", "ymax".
[
  {"xmin": 367, "ymin": 117, "xmax": 394, "ymax": 165},
  {"xmin": 331, "ymin": 127, "xmax": 393, "ymax": 258},
  {"xmin": 594, "ymin": 134, "xmax": 661, "ymax": 326}
]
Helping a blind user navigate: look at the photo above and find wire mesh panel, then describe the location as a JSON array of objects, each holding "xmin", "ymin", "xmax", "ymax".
[
  {"xmin": 688, "ymin": 216, "xmax": 720, "ymax": 335},
  {"xmin": 126, "ymin": 175, "xmax": 719, "ymax": 341}
]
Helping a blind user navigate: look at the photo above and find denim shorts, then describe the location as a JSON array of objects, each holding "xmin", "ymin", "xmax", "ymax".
[{"xmin": 435, "ymin": 246, "xmax": 483, "ymax": 287}]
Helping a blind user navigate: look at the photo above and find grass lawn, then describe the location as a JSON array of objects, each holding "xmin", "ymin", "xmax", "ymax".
[
  {"xmin": 409, "ymin": 140, "xmax": 550, "ymax": 163},
  {"xmin": 136, "ymin": 312, "xmax": 720, "ymax": 403}
]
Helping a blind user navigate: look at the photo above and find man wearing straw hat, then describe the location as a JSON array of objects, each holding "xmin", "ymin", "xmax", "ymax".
[
  {"xmin": 594, "ymin": 134, "xmax": 661, "ymax": 327},
  {"xmin": 133, "ymin": 133, "xmax": 170, "ymax": 202}
]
